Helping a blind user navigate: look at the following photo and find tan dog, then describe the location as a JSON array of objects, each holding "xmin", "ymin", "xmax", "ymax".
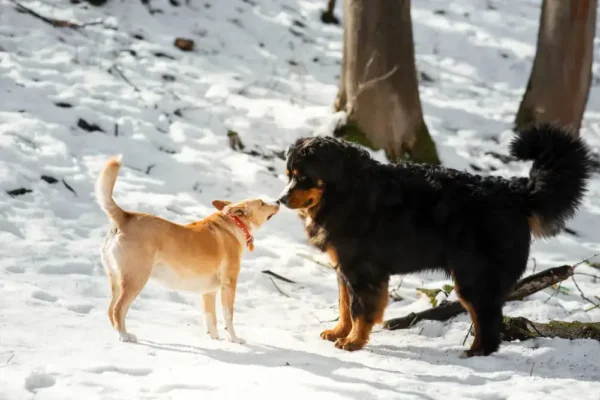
[{"xmin": 95, "ymin": 155, "xmax": 279, "ymax": 343}]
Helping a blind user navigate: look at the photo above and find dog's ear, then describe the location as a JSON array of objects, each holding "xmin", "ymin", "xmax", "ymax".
[
  {"xmin": 212, "ymin": 200, "xmax": 231, "ymax": 211},
  {"xmin": 224, "ymin": 204, "xmax": 248, "ymax": 217}
]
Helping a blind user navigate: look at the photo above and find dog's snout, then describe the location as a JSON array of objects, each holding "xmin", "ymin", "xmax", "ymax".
[{"xmin": 278, "ymin": 194, "xmax": 290, "ymax": 206}]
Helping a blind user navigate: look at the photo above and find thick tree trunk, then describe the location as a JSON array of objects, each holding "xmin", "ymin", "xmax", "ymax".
[
  {"xmin": 515, "ymin": 0, "xmax": 597, "ymax": 135},
  {"xmin": 334, "ymin": 0, "xmax": 440, "ymax": 165}
]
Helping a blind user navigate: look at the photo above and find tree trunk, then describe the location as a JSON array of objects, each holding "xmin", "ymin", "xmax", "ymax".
[
  {"xmin": 514, "ymin": 0, "xmax": 597, "ymax": 135},
  {"xmin": 334, "ymin": 0, "xmax": 440, "ymax": 165}
]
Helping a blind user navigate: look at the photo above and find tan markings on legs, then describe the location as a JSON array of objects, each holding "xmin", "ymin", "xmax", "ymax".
[
  {"xmin": 221, "ymin": 275, "xmax": 244, "ymax": 343},
  {"xmin": 335, "ymin": 316, "xmax": 372, "ymax": 351},
  {"xmin": 335, "ymin": 280, "xmax": 388, "ymax": 351},
  {"xmin": 372, "ymin": 279, "xmax": 389, "ymax": 325},
  {"xmin": 453, "ymin": 280, "xmax": 482, "ymax": 356},
  {"xmin": 113, "ymin": 270, "xmax": 149, "ymax": 343},
  {"xmin": 320, "ymin": 276, "xmax": 352, "ymax": 342},
  {"xmin": 202, "ymin": 291, "xmax": 219, "ymax": 340}
]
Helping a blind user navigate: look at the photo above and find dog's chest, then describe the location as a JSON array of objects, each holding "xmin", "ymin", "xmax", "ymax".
[
  {"xmin": 151, "ymin": 264, "xmax": 220, "ymax": 293},
  {"xmin": 303, "ymin": 214, "xmax": 328, "ymax": 251}
]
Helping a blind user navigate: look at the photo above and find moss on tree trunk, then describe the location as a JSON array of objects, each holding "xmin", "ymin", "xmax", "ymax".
[
  {"xmin": 335, "ymin": 119, "xmax": 440, "ymax": 165},
  {"xmin": 501, "ymin": 317, "xmax": 600, "ymax": 342}
]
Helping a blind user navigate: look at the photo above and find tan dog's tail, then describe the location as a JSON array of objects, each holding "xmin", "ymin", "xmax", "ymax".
[{"xmin": 96, "ymin": 155, "xmax": 128, "ymax": 228}]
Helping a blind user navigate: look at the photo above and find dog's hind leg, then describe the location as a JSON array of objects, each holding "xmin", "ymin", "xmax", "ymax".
[
  {"xmin": 321, "ymin": 271, "xmax": 353, "ymax": 342},
  {"xmin": 106, "ymin": 271, "xmax": 120, "ymax": 329},
  {"xmin": 202, "ymin": 291, "xmax": 219, "ymax": 340},
  {"xmin": 101, "ymin": 233, "xmax": 120, "ymax": 329},
  {"xmin": 454, "ymin": 276, "xmax": 504, "ymax": 357},
  {"xmin": 112, "ymin": 255, "xmax": 152, "ymax": 343}
]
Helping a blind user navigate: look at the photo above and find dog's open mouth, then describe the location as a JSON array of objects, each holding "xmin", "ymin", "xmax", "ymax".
[{"xmin": 267, "ymin": 212, "xmax": 277, "ymax": 221}]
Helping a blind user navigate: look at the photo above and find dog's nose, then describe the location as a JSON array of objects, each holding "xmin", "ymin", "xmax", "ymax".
[{"xmin": 277, "ymin": 195, "xmax": 289, "ymax": 206}]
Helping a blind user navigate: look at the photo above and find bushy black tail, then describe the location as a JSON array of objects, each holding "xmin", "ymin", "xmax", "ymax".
[{"xmin": 510, "ymin": 123, "xmax": 593, "ymax": 238}]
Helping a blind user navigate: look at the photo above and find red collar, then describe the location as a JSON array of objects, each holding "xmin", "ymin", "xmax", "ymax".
[{"xmin": 226, "ymin": 213, "xmax": 254, "ymax": 251}]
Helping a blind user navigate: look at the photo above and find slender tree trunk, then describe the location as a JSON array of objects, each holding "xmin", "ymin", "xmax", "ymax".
[
  {"xmin": 515, "ymin": 0, "xmax": 597, "ymax": 136},
  {"xmin": 334, "ymin": 0, "xmax": 440, "ymax": 165}
]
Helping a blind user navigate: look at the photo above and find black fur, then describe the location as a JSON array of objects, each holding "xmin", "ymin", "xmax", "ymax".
[{"xmin": 279, "ymin": 123, "xmax": 593, "ymax": 355}]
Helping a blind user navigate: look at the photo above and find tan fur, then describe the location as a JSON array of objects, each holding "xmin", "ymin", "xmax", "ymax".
[
  {"xmin": 286, "ymin": 187, "xmax": 323, "ymax": 210},
  {"xmin": 527, "ymin": 215, "xmax": 552, "ymax": 239},
  {"xmin": 320, "ymin": 276, "xmax": 352, "ymax": 342},
  {"xmin": 332, "ymin": 280, "xmax": 389, "ymax": 351},
  {"xmin": 96, "ymin": 155, "xmax": 279, "ymax": 343},
  {"xmin": 453, "ymin": 279, "xmax": 483, "ymax": 357}
]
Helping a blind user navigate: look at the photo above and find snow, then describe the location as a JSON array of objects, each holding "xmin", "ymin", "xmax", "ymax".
[{"xmin": 1, "ymin": 0, "xmax": 600, "ymax": 399}]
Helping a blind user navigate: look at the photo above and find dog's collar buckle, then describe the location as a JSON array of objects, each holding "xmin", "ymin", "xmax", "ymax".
[{"xmin": 226, "ymin": 213, "xmax": 254, "ymax": 250}]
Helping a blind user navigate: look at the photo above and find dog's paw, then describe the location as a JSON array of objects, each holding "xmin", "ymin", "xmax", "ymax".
[
  {"xmin": 463, "ymin": 348, "xmax": 489, "ymax": 358},
  {"xmin": 320, "ymin": 329, "xmax": 347, "ymax": 342},
  {"xmin": 207, "ymin": 332, "xmax": 220, "ymax": 340},
  {"xmin": 334, "ymin": 337, "xmax": 366, "ymax": 352},
  {"xmin": 119, "ymin": 332, "xmax": 137, "ymax": 343},
  {"xmin": 226, "ymin": 335, "xmax": 246, "ymax": 344}
]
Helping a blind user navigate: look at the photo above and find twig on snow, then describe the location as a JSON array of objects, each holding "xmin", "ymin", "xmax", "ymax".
[
  {"xmin": 573, "ymin": 253, "xmax": 600, "ymax": 268},
  {"xmin": 108, "ymin": 65, "xmax": 140, "ymax": 92},
  {"xmin": 11, "ymin": 1, "xmax": 103, "ymax": 28},
  {"xmin": 262, "ymin": 270, "xmax": 296, "ymax": 284},
  {"xmin": 463, "ymin": 323, "xmax": 473, "ymax": 346},
  {"xmin": 62, "ymin": 179, "xmax": 77, "ymax": 196},
  {"xmin": 269, "ymin": 277, "xmax": 290, "ymax": 298},
  {"xmin": 571, "ymin": 275, "xmax": 600, "ymax": 309},
  {"xmin": 575, "ymin": 272, "xmax": 600, "ymax": 281},
  {"xmin": 544, "ymin": 281, "xmax": 563, "ymax": 303}
]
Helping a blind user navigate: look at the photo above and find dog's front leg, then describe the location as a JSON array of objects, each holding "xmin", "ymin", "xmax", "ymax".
[
  {"xmin": 202, "ymin": 292, "xmax": 219, "ymax": 340},
  {"xmin": 220, "ymin": 275, "xmax": 244, "ymax": 344}
]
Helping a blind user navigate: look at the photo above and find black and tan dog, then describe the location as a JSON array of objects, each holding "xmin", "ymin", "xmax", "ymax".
[{"xmin": 278, "ymin": 123, "xmax": 592, "ymax": 356}]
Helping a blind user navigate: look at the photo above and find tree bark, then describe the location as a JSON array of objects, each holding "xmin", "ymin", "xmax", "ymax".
[
  {"xmin": 384, "ymin": 265, "xmax": 573, "ymax": 330},
  {"xmin": 334, "ymin": 0, "xmax": 440, "ymax": 165},
  {"xmin": 514, "ymin": 0, "xmax": 597, "ymax": 135}
]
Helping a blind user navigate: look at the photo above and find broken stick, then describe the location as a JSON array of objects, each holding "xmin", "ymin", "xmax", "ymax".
[
  {"xmin": 501, "ymin": 317, "xmax": 600, "ymax": 342},
  {"xmin": 384, "ymin": 265, "xmax": 573, "ymax": 330}
]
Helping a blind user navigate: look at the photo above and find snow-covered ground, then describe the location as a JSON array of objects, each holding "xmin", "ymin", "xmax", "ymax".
[{"xmin": 1, "ymin": 0, "xmax": 600, "ymax": 398}]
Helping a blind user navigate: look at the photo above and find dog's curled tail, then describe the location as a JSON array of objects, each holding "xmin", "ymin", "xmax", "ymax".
[
  {"xmin": 510, "ymin": 123, "xmax": 593, "ymax": 238},
  {"xmin": 95, "ymin": 154, "xmax": 128, "ymax": 228}
]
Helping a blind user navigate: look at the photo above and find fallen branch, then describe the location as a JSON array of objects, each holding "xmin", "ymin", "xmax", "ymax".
[
  {"xmin": 108, "ymin": 65, "xmax": 140, "ymax": 92},
  {"xmin": 384, "ymin": 265, "xmax": 573, "ymax": 330},
  {"xmin": 262, "ymin": 270, "xmax": 296, "ymax": 284},
  {"xmin": 268, "ymin": 277, "xmax": 290, "ymax": 298},
  {"xmin": 501, "ymin": 317, "xmax": 600, "ymax": 343},
  {"xmin": 12, "ymin": 1, "xmax": 103, "ymax": 28},
  {"xmin": 571, "ymin": 275, "xmax": 600, "ymax": 309}
]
